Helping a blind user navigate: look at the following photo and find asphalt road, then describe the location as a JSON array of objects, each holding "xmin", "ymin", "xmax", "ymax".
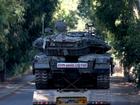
[
  {"xmin": 0, "ymin": 77, "xmax": 140, "ymax": 105},
  {"xmin": 0, "ymin": 82, "xmax": 35, "ymax": 105},
  {"xmin": 110, "ymin": 78, "xmax": 140, "ymax": 105}
]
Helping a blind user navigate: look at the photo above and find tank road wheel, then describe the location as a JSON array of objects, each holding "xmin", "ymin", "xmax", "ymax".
[
  {"xmin": 35, "ymin": 70, "xmax": 48, "ymax": 89},
  {"xmin": 97, "ymin": 74, "xmax": 110, "ymax": 89}
]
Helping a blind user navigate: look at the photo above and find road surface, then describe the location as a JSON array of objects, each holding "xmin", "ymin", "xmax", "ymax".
[
  {"xmin": 0, "ymin": 82, "xmax": 35, "ymax": 105},
  {"xmin": 110, "ymin": 77, "xmax": 140, "ymax": 105},
  {"xmin": 0, "ymin": 77, "xmax": 140, "ymax": 105}
]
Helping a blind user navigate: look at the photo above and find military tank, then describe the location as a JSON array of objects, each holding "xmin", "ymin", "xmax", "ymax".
[{"xmin": 32, "ymin": 22, "xmax": 113, "ymax": 89}]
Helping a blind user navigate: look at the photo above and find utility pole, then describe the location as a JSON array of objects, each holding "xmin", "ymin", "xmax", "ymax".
[
  {"xmin": 41, "ymin": 14, "xmax": 46, "ymax": 35},
  {"xmin": 41, "ymin": 14, "xmax": 46, "ymax": 50}
]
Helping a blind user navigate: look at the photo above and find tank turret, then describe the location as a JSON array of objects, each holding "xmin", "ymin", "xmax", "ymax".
[{"xmin": 33, "ymin": 32, "xmax": 111, "ymax": 56}]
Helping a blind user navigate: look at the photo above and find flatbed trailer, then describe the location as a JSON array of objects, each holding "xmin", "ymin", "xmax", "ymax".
[{"xmin": 33, "ymin": 89, "xmax": 111, "ymax": 105}]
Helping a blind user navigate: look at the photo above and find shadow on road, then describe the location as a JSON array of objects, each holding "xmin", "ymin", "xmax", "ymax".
[{"xmin": 110, "ymin": 75, "xmax": 140, "ymax": 105}]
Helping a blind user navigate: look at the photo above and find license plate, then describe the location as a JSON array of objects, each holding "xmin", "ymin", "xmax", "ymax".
[
  {"xmin": 57, "ymin": 63, "xmax": 88, "ymax": 68},
  {"xmin": 56, "ymin": 97, "xmax": 87, "ymax": 105}
]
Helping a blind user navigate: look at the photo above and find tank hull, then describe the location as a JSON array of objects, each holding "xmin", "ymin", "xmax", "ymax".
[{"xmin": 33, "ymin": 54, "xmax": 111, "ymax": 89}]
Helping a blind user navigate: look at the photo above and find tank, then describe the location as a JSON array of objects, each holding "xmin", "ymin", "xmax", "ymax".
[{"xmin": 32, "ymin": 22, "xmax": 113, "ymax": 89}]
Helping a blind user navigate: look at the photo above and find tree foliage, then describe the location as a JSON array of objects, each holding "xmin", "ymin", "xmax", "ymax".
[
  {"xmin": 0, "ymin": 0, "xmax": 59, "ymax": 76},
  {"xmin": 54, "ymin": 10, "xmax": 78, "ymax": 29},
  {"xmin": 78, "ymin": 0, "xmax": 140, "ymax": 83}
]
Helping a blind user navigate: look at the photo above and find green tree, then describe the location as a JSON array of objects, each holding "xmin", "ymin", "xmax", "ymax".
[
  {"xmin": 0, "ymin": 0, "xmax": 26, "ymax": 71},
  {"xmin": 0, "ymin": 0, "xmax": 59, "ymax": 76},
  {"xmin": 23, "ymin": 0, "xmax": 59, "ymax": 40},
  {"xmin": 78, "ymin": 0, "xmax": 140, "ymax": 84}
]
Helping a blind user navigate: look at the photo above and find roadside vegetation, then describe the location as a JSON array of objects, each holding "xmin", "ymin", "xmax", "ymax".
[
  {"xmin": 0, "ymin": 0, "xmax": 59, "ymax": 77},
  {"xmin": 78, "ymin": 0, "xmax": 140, "ymax": 86},
  {"xmin": 0, "ymin": 0, "xmax": 140, "ymax": 86}
]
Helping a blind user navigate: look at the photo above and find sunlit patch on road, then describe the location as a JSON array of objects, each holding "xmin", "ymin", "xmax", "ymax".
[{"xmin": 112, "ymin": 72, "xmax": 124, "ymax": 77}]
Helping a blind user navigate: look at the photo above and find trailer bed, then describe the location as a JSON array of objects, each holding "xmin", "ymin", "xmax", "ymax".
[{"xmin": 33, "ymin": 89, "xmax": 111, "ymax": 105}]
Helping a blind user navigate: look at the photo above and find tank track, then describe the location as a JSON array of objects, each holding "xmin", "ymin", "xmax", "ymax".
[
  {"xmin": 35, "ymin": 70, "xmax": 48, "ymax": 89},
  {"xmin": 97, "ymin": 74, "xmax": 110, "ymax": 89}
]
